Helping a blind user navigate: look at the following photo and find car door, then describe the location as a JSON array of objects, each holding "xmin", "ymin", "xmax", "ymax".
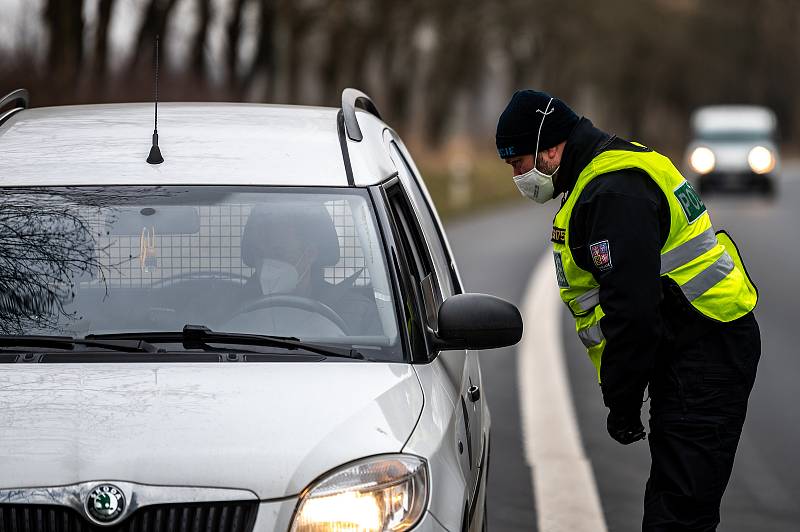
[{"xmin": 383, "ymin": 135, "xmax": 484, "ymax": 512}]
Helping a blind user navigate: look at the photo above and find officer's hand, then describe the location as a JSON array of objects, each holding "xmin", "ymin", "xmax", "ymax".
[{"xmin": 606, "ymin": 410, "xmax": 646, "ymax": 445}]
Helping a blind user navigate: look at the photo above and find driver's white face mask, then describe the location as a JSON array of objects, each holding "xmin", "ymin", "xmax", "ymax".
[
  {"xmin": 513, "ymin": 97, "xmax": 560, "ymax": 204},
  {"xmin": 259, "ymin": 259, "xmax": 300, "ymax": 295}
]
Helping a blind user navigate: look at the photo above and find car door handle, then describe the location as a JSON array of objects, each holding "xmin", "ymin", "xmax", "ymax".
[{"xmin": 467, "ymin": 385, "xmax": 480, "ymax": 403}]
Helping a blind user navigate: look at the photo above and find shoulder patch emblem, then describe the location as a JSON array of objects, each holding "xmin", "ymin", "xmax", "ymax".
[
  {"xmin": 551, "ymin": 226, "xmax": 566, "ymax": 244},
  {"xmin": 590, "ymin": 240, "xmax": 613, "ymax": 271},
  {"xmin": 553, "ymin": 251, "xmax": 569, "ymax": 288},
  {"xmin": 674, "ymin": 181, "xmax": 706, "ymax": 224}
]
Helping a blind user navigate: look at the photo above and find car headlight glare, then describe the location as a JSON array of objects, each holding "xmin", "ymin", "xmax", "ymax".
[
  {"xmin": 290, "ymin": 455, "xmax": 428, "ymax": 532},
  {"xmin": 748, "ymin": 146, "xmax": 775, "ymax": 174},
  {"xmin": 690, "ymin": 147, "xmax": 715, "ymax": 174}
]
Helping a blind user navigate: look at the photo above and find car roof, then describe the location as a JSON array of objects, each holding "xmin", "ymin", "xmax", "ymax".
[
  {"xmin": 0, "ymin": 102, "xmax": 397, "ymax": 188},
  {"xmin": 691, "ymin": 105, "xmax": 777, "ymax": 134}
]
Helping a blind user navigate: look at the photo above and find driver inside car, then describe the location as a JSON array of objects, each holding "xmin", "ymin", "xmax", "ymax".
[{"xmin": 235, "ymin": 202, "xmax": 382, "ymax": 337}]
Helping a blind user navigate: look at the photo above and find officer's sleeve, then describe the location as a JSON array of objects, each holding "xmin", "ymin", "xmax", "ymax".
[{"xmin": 574, "ymin": 185, "xmax": 663, "ymax": 414}]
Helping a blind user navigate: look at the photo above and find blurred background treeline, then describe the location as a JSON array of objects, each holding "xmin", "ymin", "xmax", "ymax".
[{"xmin": 1, "ymin": 0, "xmax": 798, "ymax": 216}]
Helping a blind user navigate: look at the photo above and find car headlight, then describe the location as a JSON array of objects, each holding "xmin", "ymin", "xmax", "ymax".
[
  {"xmin": 690, "ymin": 147, "xmax": 715, "ymax": 174},
  {"xmin": 748, "ymin": 146, "xmax": 775, "ymax": 174},
  {"xmin": 290, "ymin": 454, "xmax": 429, "ymax": 532}
]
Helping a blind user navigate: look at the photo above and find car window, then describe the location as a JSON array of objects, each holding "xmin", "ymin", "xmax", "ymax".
[
  {"xmin": 695, "ymin": 131, "xmax": 773, "ymax": 142},
  {"xmin": 0, "ymin": 186, "xmax": 401, "ymax": 359},
  {"xmin": 387, "ymin": 139, "xmax": 460, "ymax": 296},
  {"xmin": 384, "ymin": 183, "xmax": 439, "ymax": 358}
]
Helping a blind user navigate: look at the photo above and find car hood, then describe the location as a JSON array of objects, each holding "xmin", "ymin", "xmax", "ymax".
[{"xmin": 0, "ymin": 362, "xmax": 423, "ymax": 498}]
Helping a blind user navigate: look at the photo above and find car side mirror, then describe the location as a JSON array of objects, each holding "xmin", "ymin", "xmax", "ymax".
[{"xmin": 434, "ymin": 293, "xmax": 523, "ymax": 351}]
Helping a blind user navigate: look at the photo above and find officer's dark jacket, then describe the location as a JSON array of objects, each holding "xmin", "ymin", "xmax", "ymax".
[{"xmin": 556, "ymin": 118, "xmax": 681, "ymax": 414}]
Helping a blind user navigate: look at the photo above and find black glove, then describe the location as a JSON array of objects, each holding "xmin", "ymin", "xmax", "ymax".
[{"xmin": 606, "ymin": 409, "xmax": 646, "ymax": 445}]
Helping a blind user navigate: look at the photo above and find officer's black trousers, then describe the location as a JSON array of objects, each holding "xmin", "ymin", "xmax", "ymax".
[{"xmin": 643, "ymin": 311, "xmax": 760, "ymax": 532}]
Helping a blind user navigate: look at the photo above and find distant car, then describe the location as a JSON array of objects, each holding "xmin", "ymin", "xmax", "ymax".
[
  {"xmin": 685, "ymin": 105, "xmax": 779, "ymax": 195},
  {"xmin": 0, "ymin": 88, "xmax": 522, "ymax": 531}
]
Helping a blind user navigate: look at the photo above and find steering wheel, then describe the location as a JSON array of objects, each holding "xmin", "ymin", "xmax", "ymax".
[
  {"xmin": 234, "ymin": 294, "xmax": 350, "ymax": 334},
  {"xmin": 150, "ymin": 270, "xmax": 250, "ymax": 288}
]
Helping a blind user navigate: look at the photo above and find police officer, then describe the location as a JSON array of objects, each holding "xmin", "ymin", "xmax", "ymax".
[{"xmin": 496, "ymin": 90, "xmax": 760, "ymax": 531}]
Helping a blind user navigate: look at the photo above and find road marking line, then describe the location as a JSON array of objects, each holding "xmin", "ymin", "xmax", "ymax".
[{"xmin": 518, "ymin": 253, "xmax": 608, "ymax": 532}]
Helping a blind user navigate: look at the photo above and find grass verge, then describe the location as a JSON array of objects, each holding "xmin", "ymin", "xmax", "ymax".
[{"xmin": 416, "ymin": 152, "xmax": 525, "ymax": 220}]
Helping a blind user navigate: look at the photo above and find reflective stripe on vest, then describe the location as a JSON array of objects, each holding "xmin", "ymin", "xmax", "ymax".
[
  {"xmin": 681, "ymin": 250, "xmax": 734, "ymax": 301},
  {"xmin": 572, "ymin": 287, "xmax": 600, "ymax": 314},
  {"xmin": 570, "ymin": 226, "xmax": 722, "ymax": 315},
  {"xmin": 578, "ymin": 323, "xmax": 604, "ymax": 348},
  {"xmin": 659, "ymin": 227, "xmax": 717, "ymax": 274}
]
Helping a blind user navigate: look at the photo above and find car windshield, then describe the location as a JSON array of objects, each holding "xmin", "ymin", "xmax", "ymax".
[
  {"xmin": 0, "ymin": 186, "xmax": 400, "ymax": 359},
  {"xmin": 694, "ymin": 130, "xmax": 773, "ymax": 143}
]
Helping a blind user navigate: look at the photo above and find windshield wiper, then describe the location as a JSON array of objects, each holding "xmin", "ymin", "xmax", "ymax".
[
  {"xmin": 0, "ymin": 335, "xmax": 159, "ymax": 353},
  {"xmin": 86, "ymin": 325, "xmax": 365, "ymax": 360}
]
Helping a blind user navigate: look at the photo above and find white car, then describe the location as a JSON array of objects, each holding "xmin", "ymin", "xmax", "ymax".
[
  {"xmin": 685, "ymin": 105, "xmax": 779, "ymax": 195},
  {"xmin": 0, "ymin": 89, "xmax": 522, "ymax": 531}
]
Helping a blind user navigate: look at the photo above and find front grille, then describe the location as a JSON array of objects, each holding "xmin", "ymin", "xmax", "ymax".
[{"xmin": 0, "ymin": 501, "xmax": 258, "ymax": 532}]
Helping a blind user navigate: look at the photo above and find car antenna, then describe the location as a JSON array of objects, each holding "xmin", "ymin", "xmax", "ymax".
[{"xmin": 146, "ymin": 34, "xmax": 164, "ymax": 164}]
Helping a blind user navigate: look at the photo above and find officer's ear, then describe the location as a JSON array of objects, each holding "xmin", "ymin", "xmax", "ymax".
[
  {"xmin": 544, "ymin": 146, "xmax": 559, "ymax": 161},
  {"xmin": 546, "ymin": 140, "xmax": 567, "ymax": 163}
]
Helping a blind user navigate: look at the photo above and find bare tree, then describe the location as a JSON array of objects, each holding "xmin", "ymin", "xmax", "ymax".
[
  {"xmin": 43, "ymin": 0, "xmax": 85, "ymax": 96},
  {"xmin": 191, "ymin": 0, "xmax": 214, "ymax": 80},
  {"xmin": 16, "ymin": 0, "xmax": 800, "ymax": 149},
  {"xmin": 279, "ymin": 0, "xmax": 320, "ymax": 103},
  {"xmin": 317, "ymin": 0, "xmax": 351, "ymax": 105},
  {"xmin": 93, "ymin": 0, "xmax": 116, "ymax": 78},
  {"xmin": 225, "ymin": 0, "xmax": 251, "ymax": 91},
  {"xmin": 240, "ymin": 0, "xmax": 278, "ymax": 100},
  {"xmin": 422, "ymin": 0, "xmax": 486, "ymax": 144},
  {"xmin": 0, "ymin": 196, "xmax": 107, "ymax": 334},
  {"xmin": 128, "ymin": 0, "xmax": 181, "ymax": 76}
]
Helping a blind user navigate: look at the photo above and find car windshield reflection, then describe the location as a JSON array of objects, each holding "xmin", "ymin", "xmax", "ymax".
[{"xmin": 0, "ymin": 186, "xmax": 400, "ymax": 360}]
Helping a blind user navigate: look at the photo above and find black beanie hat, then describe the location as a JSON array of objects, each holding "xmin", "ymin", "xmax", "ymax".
[{"xmin": 496, "ymin": 90, "xmax": 579, "ymax": 159}]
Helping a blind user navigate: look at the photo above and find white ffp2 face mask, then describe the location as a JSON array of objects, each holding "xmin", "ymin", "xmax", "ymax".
[
  {"xmin": 513, "ymin": 165, "xmax": 557, "ymax": 204},
  {"xmin": 513, "ymin": 97, "xmax": 560, "ymax": 204},
  {"xmin": 259, "ymin": 259, "xmax": 299, "ymax": 295}
]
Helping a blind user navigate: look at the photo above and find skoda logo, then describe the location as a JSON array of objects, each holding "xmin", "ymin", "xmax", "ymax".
[{"xmin": 86, "ymin": 484, "xmax": 125, "ymax": 523}]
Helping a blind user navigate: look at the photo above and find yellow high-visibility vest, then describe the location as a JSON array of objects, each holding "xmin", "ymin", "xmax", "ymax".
[{"xmin": 552, "ymin": 146, "xmax": 758, "ymax": 380}]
